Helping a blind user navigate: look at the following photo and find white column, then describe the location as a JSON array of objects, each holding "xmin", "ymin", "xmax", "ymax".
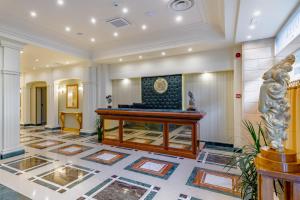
[
  {"xmin": 80, "ymin": 67, "xmax": 97, "ymax": 135},
  {"xmin": 96, "ymin": 64, "xmax": 112, "ymax": 108},
  {"xmin": 45, "ymin": 82, "xmax": 59, "ymax": 129},
  {"xmin": 0, "ymin": 38, "xmax": 25, "ymax": 159}
]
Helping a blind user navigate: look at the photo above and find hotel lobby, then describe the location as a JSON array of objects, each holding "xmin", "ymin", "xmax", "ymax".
[{"xmin": 1, "ymin": 0, "xmax": 300, "ymax": 199}]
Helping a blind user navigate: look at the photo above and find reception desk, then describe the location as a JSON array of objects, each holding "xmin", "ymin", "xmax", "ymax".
[{"xmin": 95, "ymin": 108, "xmax": 205, "ymax": 158}]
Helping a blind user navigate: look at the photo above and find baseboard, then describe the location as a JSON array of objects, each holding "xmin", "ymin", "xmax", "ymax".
[
  {"xmin": 80, "ymin": 129, "xmax": 97, "ymax": 136},
  {"xmin": 20, "ymin": 123, "xmax": 34, "ymax": 127},
  {"xmin": 201, "ymin": 141, "xmax": 242, "ymax": 152},
  {"xmin": 0, "ymin": 149, "xmax": 25, "ymax": 160},
  {"xmin": 45, "ymin": 127, "xmax": 61, "ymax": 131}
]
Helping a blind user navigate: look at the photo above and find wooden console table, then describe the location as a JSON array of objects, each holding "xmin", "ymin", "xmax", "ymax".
[
  {"xmin": 59, "ymin": 112, "xmax": 82, "ymax": 133},
  {"xmin": 95, "ymin": 108, "xmax": 205, "ymax": 158}
]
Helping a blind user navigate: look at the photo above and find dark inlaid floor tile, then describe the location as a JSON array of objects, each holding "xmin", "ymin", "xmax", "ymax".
[
  {"xmin": 27, "ymin": 140, "xmax": 65, "ymax": 149},
  {"xmin": 82, "ymin": 176, "xmax": 158, "ymax": 200},
  {"xmin": 50, "ymin": 144, "xmax": 93, "ymax": 156},
  {"xmin": 125, "ymin": 157, "xmax": 179, "ymax": 179},
  {"xmin": 82, "ymin": 149, "xmax": 129, "ymax": 165},
  {"xmin": 0, "ymin": 184, "xmax": 31, "ymax": 200},
  {"xmin": 198, "ymin": 151, "xmax": 236, "ymax": 167},
  {"xmin": 186, "ymin": 167, "xmax": 240, "ymax": 197},
  {"xmin": 60, "ymin": 134, "xmax": 88, "ymax": 140},
  {"xmin": 0, "ymin": 156, "xmax": 53, "ymax": 174},
  {"xmin": 20, "ymin": 136, "xmax": 42, "ymax": 143}
]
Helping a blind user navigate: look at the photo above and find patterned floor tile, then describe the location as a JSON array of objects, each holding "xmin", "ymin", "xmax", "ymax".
[
  {"xmin": 125, "ymin": 157, "xmax": 179, "ymax": 179},
  {"xmin": 50, "ymin": 144, "xmax": 93, "ymax": 156},
  {"xmin": 78, "ymin": 175, "xmax": 159, "ymax": 200},
  {"xmin": 186, "ymin": 167, "xmax": 240, "ymax": 197},
  {"xmin": 126, "ymin": 138, "xmax": 155, "ymax": 144},
  {"xmin": 29, "ymin": 128, "xmax": 46, "ymax": 133},
  {"xmin": 198, "ymin": 151, "xmax": 236, "ymax": 167},
  {"xmin": 168, "ymin": 142, "xmax": 191, "ymax": 150},
  {"xmin": 20, "ymin": 136, "xmax": 43, "ymax": 143},
  {"xmin": 26, "ymin": 140, "xmax": 65, "ymax": 149},
  {"xmin": 40, "ymin": 130, "xmax": 69, "ymax": 137},
  {"xmin": 0, "ymin": 155, "xmax": 55, "ymax": 175},
  {"xmin": 178, "ymin": 193, "xmax": 202, "ymax": 200},
  {"xmin": 82, "ymin": 149, "xmax": 129, "ymax": 165},
  {"xmin": 61, "ymin": 134, "xmax": 88, "ymax": 140},
  {"xmin": 0, "ymin": 184, "xmax": 31, "ymax": 200},
  {"xmin": 29, "ymin": 164, "xmax": 98, "ymax": 193}
]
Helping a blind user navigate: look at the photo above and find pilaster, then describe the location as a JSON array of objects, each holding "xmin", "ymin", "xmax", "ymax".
[{"xmin": 0, "ymin": 38, "xmax": 25, "ymax": 159}]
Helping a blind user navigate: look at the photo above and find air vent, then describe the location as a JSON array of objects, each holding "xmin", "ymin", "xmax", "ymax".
[
  {"xmin": 169, "ymin": 0, "xmax": 194, "ymax": 11},
  {"xmin": 106, "ymin": 17, "xmax": 130, "ymax": 28}
]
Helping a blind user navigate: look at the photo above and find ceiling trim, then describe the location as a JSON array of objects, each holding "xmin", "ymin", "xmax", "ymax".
[{"xmin": 0, "ymin": 25, "xmax": 91, "ymax": 60}]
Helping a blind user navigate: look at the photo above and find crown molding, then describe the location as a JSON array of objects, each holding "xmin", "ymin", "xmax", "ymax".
[{"xmin": 0, "ymin": 25, "xmax": 91, "ymax": 60}]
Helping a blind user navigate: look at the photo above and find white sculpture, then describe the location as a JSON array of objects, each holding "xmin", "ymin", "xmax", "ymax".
[{"xmin": 258, "ymin": 55, "xmax": 295, "ymax": 152}]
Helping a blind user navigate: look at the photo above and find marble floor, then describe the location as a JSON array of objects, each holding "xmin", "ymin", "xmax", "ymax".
[{"xmin": 0, "ymin": 126, "xmax": 241, "ymax": 200}]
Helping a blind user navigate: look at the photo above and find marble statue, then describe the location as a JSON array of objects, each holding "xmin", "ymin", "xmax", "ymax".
[
  {"xmin": 258, "ymin": 55, "xmax": 295, "ymax": 151},
  {"xmin": 187, "ymin": 91, "xmax": 196, "ymax": 111}
]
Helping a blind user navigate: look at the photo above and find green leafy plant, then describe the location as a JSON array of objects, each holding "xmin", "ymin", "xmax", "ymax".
[
  {"xmin": 96, "ymin": 117, "xmax": 103, "ymax": 142},
  {"xmin": 227, "ymin": 121, "xmax": 270, "ymax": 200}
]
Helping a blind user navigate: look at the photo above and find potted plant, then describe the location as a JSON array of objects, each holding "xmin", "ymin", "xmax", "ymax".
[
  {"xmin": 96, "ymin": 117, "xmax": 103, "ymax": 142},
  {"xmin": 227, "ymin": 120, "xmax": 283, "ymax": 200}
]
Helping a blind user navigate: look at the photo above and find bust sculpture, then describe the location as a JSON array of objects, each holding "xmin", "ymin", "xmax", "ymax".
[
  {"xmin": 258, "ymin": 55, "xmax": 295, "ymax": 151},
  {"xmin": 187, "ymin": 91, "xmax": 196, "ymax": 111}
]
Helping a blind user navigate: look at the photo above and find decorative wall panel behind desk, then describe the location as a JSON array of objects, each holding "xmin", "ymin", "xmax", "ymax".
[{"xmin": 142, "ymin": 74, "xmax": 182, "ymax": 109}]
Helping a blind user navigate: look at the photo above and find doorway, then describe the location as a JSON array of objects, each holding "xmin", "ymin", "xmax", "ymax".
[{"xmin": 36, "ymin": 87, "xmax": 47, "ymax": 125}]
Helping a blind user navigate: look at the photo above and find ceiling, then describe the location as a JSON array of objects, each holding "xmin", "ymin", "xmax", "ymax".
[
  {"xmin": 236, "ymin": 0, "xmax": 299, "ymax": 42},
  {"xmin": 0, "ymin": 0, "xmax": 299, "ymax": 72},
  {"xmin": 20, "ymin": 45, "xmax": 87, "ymax": 72}
]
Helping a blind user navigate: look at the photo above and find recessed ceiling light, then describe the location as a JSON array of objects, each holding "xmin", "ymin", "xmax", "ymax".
[
  {"xmin": 175, "ymin": 15, "xmax": 183, "ymax": 23},
  {"xmin": 57, "ymin": 0, "xmax": 64, "ymax": 6},
  {"xmin": 249, "ymin": 24, "xmax": 255, "ymax": 30},
  {"xmin": 161, "ymin": 52, "xmax": 166, "ymax": 56},
  {"xmin": 46, "ymin": 64, "xmax": 50, "ymax": 68},
  {"xmin": 90, "ymin": 17, "xmax": 97, "ymax": 24},
  {"xmin": 253, "ymin": 10, "xmax": 261, "ymax": 17},
  {"xmin": 188, "ymin": 48, "xmax": 193, "ymax": 52},
  {"xmin": 65, "ymin": 61, "xmax": 70, "ymax": 65},
  {"xmin": 33, "ymin": 67, "xmax": 36, "ymax": 70},
  {"xmin": 20, "ymin": 50, "xmax": 24, "ymax": 54},
  {"xmin": 119, "ymin": 58, "xmax": 123, "ymax": 62},
  {"xmin": 122, "ymin": 7, "xmax": 129, "ymax": 14},
  {"xmin": 35, "ymin": 58, "xmax": 39, "ymax": 62},
  {"xmin": 90, "ymin": 38, "xmax": 96, "ymax": 42},
  {"xmin": 139, "ymin": 55, "xmax": 143, "ymax": 59},
  {"xmin": 141, "ymin": 24, "xmax": 147, "ymax": 30},
  {"xmin": 247, "ymin": 35, "xmax": 252, "ymax": 39},
  {"xmin": 65, "ymin": 26, "xmax": 71, "ymax": 32},
  {"xmin": 30, "ymin": 11, "xmax": 37, "ymax": 18},
  {"xmin": 113, "ymin": 32, "xmax": 119, "ymax": 37}
]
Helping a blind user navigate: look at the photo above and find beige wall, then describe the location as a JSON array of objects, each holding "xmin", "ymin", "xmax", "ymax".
[
  {"xmin": 112, "ymin": 78, "xmax": 142, "ymax": 108},
  {"xmin": 242, "ymin": 38, "xmax": 275, "ymax": 144},
  {"xmin": 184, "ymin": 71, "xmax": 234, "ymax": 144}
]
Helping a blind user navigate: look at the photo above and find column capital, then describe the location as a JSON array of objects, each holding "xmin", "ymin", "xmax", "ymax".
[{"xmin": 0, "ymin": 38, "xmax": 25, "ymax": 50}]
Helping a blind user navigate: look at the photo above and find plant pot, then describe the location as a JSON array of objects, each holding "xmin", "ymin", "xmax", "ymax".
[{"xmin": 97, "ymin": 128, "xmax": 103, "ymax": 142}]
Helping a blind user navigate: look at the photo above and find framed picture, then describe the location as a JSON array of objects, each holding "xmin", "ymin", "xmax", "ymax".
[{"xmin": 66, "ymin": 84, "xmax": 79, "ymax": 108}]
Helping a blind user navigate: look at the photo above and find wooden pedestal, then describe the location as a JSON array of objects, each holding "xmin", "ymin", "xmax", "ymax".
[{"xmin": 255, "ymin": 146, "xmax": 300, "ymax": 200}]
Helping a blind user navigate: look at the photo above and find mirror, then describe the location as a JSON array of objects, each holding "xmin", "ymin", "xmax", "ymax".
[{"xmin": 66, "ymin": 84, "xmax": 78, "ymax": 108}]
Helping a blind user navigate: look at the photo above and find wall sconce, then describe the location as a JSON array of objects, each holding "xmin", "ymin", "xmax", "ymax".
[
  {"xmin": 59, "ymin": 86, "xmax": 66, "ymax": 94},
  {"xmin": 78, "ymin": 84, "xmax": 83, "ymax": 92}
]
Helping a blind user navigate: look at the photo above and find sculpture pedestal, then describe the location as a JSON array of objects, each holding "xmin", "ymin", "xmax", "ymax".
[{"xmin": 255, "ymin": 146, "xmax": 300, "ymax": 200}]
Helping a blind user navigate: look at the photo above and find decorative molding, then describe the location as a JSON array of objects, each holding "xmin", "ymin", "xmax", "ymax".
[
  {"xmin": 0, "ymin": 69, "xmax": 20, "ymax": 75},
  {"xmin": 0, "ymin": 25, "xmax": 91, "ymax": 59}
]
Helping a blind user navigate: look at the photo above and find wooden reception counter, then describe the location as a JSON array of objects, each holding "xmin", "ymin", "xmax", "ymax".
[{"xmin": 95, "ymin": 108, "xmax": 205, "ymax": 159}]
